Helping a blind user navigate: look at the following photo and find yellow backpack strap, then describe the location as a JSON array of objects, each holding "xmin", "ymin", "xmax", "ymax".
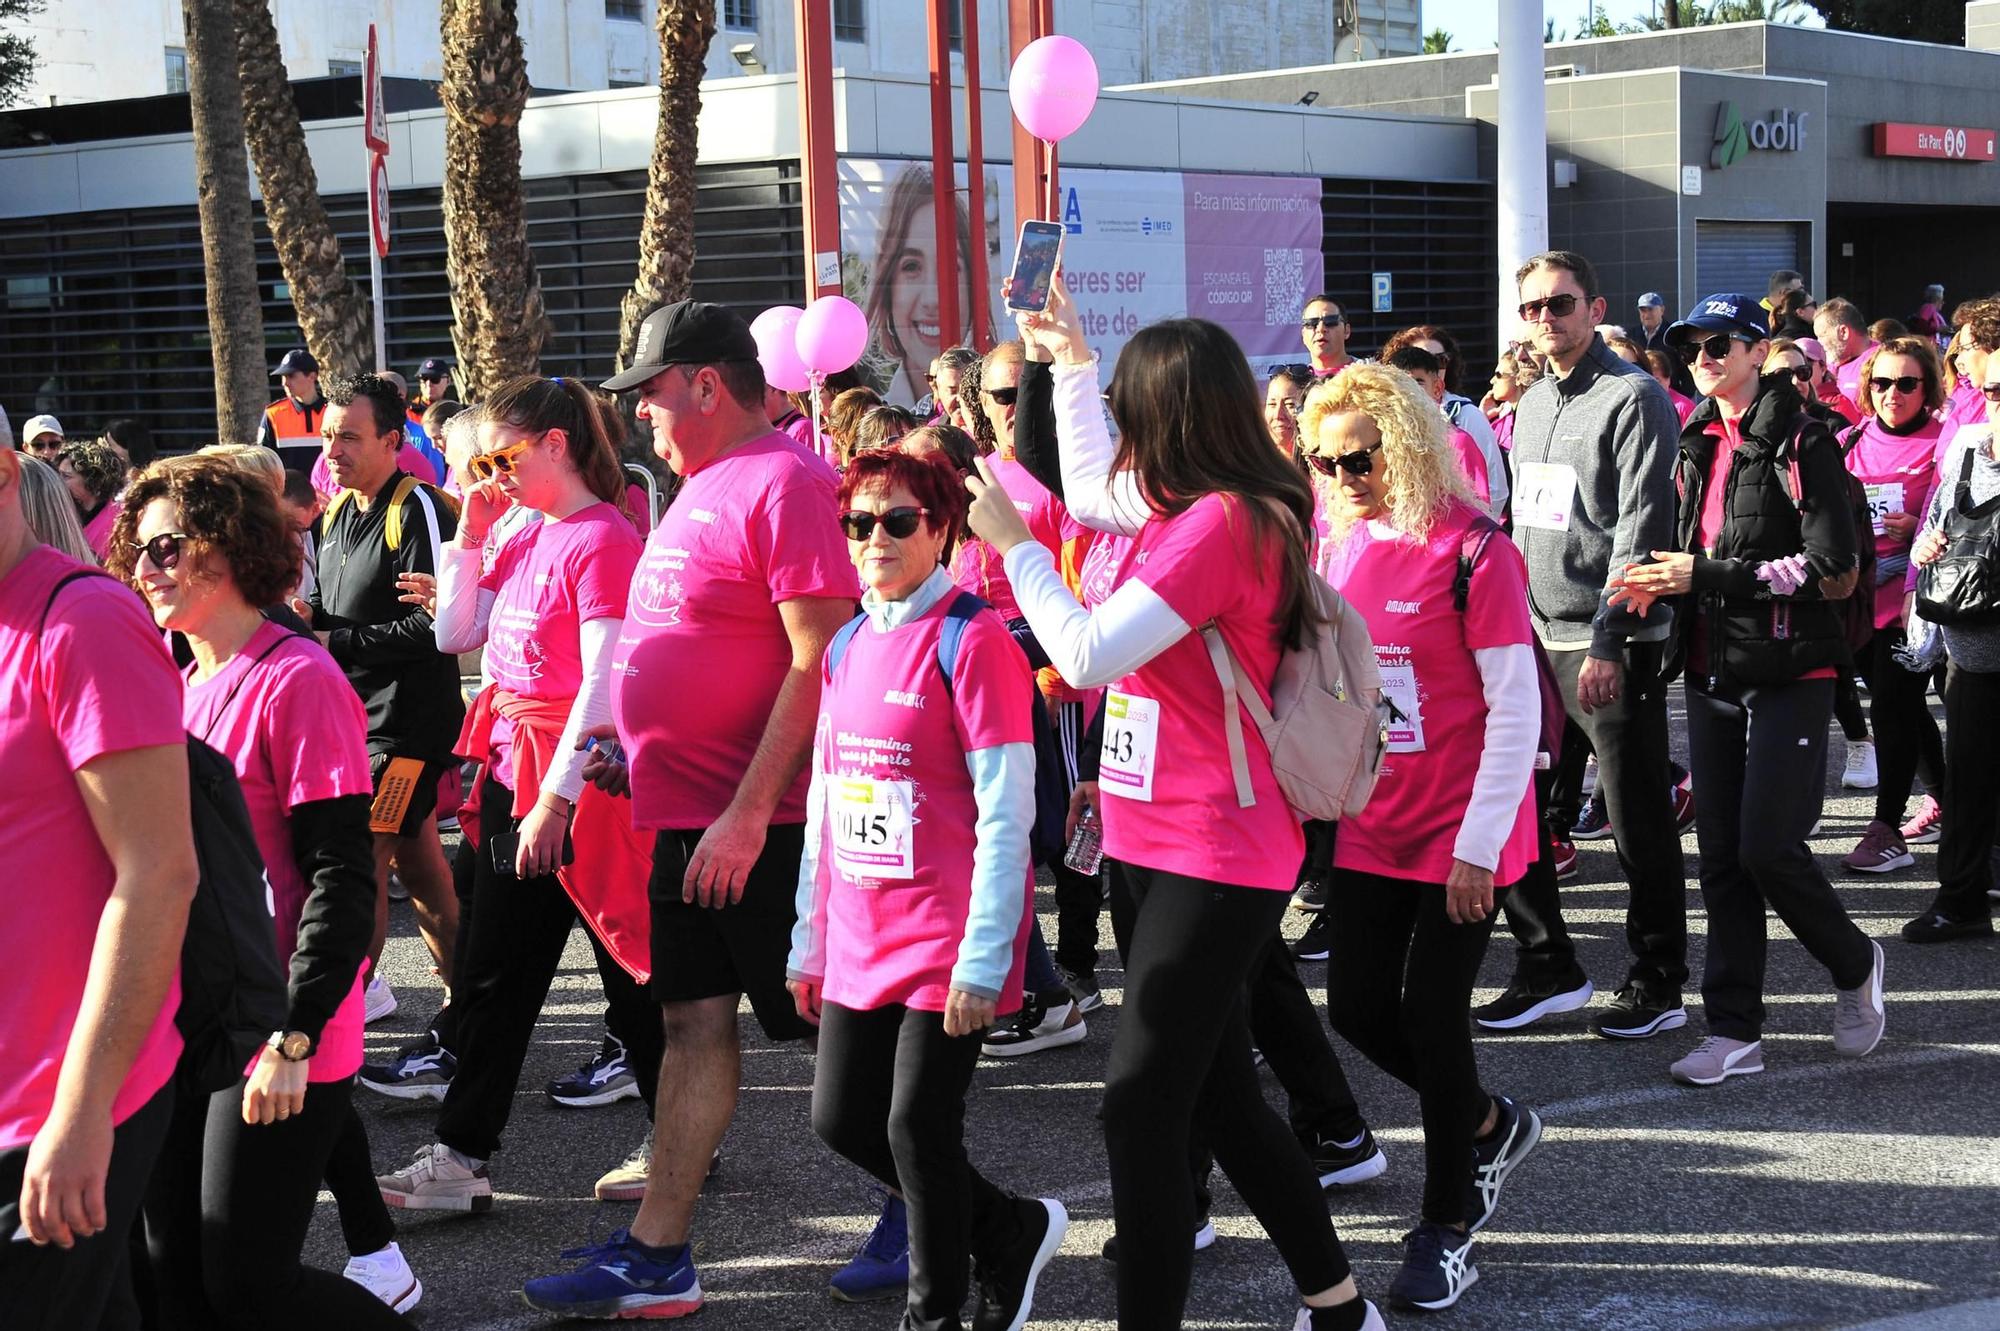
[
  {"xmin": 323, "ymin": 488, "xmax": 355, "ymax": 531},
  {"xmin": 384, "ymin": 474, "xmax": 425, "ymax": 551}
]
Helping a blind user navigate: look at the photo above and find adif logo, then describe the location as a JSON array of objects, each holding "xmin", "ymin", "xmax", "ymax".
[{"xmin": 1711, "ymin": 102, "xmax": 1809, "ymax": 170}]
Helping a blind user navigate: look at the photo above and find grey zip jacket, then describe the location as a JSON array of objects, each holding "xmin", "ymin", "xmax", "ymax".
[{"xmin": 1509, "ymin": 335, "xmax": 1682, "ymax": 658}]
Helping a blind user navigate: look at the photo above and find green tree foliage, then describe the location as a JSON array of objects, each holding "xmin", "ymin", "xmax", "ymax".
[
  {"xmin": 1796, "ymin": 0, "xmax": 1963, "ymax": 44},
  {"xmin": 1422, "ymin": 26, "xmax": 1454, "ymax": 54},
  {"xmin": 0, "ymin": 0, "xmax": 46, "ymax": 109}
]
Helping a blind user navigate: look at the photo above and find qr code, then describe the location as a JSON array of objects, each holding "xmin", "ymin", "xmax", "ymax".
[{"xmin": 1264, "ymin": 247, "xmax": 1306, "ymax": 327}]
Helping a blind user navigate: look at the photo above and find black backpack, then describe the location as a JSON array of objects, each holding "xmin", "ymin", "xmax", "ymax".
[{"xmin": 42, "ymin": 571, "xmax": 288, "ymax": 1094}]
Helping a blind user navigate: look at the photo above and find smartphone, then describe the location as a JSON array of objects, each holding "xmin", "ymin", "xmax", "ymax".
[
  {"xmin": 1004, "ymin": 220, "xmax": 1065, "ymax": 313},
  {"xmin": 490, "ymin": 828, "xmax": 576, "ymax": 878}
]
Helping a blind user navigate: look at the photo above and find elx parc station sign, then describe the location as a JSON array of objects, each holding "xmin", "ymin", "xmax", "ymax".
[{"xmin": 1873, "ymin": 122, "xmax": 1997, "ymax": 162}]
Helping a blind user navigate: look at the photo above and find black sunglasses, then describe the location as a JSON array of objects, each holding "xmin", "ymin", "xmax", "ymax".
[
  {"xmin": 838, "ymin": 507, "xmax": 930, "ymax": 541},
  {"xmin": 1300, "ymin": 315, "xmax": 1346, "ymax": 331},
  {"xmin": 1517, "ymin": 293, "xmax": 1582, "ymax": 321},
  {"xmin": 1870, "ymin": 375, "xmax": 1925, "ymax": 397},
  {"xmin": 1305, "ymin": 441, "xmax": 1384, "ymax": 479},
  {"xmin": 1785, "ymin": 365, "xmax": 1814, "ymax": 384},
  {"xmin": 129, "ymin": 531, "xmax": 190, "ymax": 571},
  {"xmin": 1678, "ymin": 333, "xmax": 1747, "ymax": 364},
  {"xmin": 984, "ymin": 386, "xmax": 1019, "ymax": 407},
  {"xmin": 1980, "ymin": 384, "xmax": 2000, "ymax": 403},
  {"xmin": 1270, "ymin": 362, "xmax": 1314, "ymax": 381}
]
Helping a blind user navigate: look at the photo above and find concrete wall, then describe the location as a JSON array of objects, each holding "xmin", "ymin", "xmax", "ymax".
[{"xmin": 1968, "ymin": 1, "xmax": 2000, "ymax": 53}]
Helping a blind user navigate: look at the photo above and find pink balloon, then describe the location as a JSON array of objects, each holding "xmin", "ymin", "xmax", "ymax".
[
  {"xmin": 1009, "ymin": 36, "xmax": 1098, "ymax": 143},
  {"xmin": 795, "ymin": 295, "xmax": 868, "ymax": 376},
  {"xmin": 750, "ymin": 305, "xmax": 810, "ymax": 392}
]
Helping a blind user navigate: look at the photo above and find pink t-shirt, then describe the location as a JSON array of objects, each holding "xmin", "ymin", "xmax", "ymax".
[
  {"xmin": 1835, "ymin": 340, "xmax": 1878, "ymax": 407},
  {"xmin": 1447, "ymin": 426, "xmax": 1490, "ymax": 506},
  {"xmin": 813, "ymin": 597, "xmax": 1034, "ymax": 1012},
  {"xmin": 83, "ymin": 500, "xmax": 123, "ymax": 562},
  {"xmin": 1846, "ymin": 416, "xmax": 1941, "ymax": 630},
  {"xmin": 1099, "ymin": 493, "xmax": 1304, "ymax": 892},
  {"xmin": 612, "ymin": 433, "xmax": 860, "ymax": 830},
  {"xmin": 1696, "ymin": 414, "xmax": 1744, "ymax": 555},
  {"xmin": 1946, "ymin": 381, "xmax": 1985, "ymax": 430},
  {"xmin": 183, "ymin": 621, "xmax": 374, "ymax": 1082},
  {"xmin": 951, "ymin": 537, "xmax": 1019, "ymax": 621},
  {"xmin": 482, "ymin": 502, "xmax": 644, "ymax": 781},
  {"xmin": 0, "ymin": 550, "xmax": 184, "ymax": 1149},
  {"xmin": 1491, "ymin": 409, "xmax": 1516, "ymax": 455},
  {"xmin": 1320, "ymin": 504, "xmax": 1538, "ymax": 886},
  {"xmin": 1668, "ymin": 389, "xmax": 1697, "ymax": 426},
  {"xmin": 988, "ymin": 457, "xmax": 1091, "ymax": 702}
]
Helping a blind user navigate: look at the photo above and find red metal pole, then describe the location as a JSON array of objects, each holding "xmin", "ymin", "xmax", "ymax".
[
  {"xmin": 1007, "ymin": 0, "xmax": 1055, "ymax": 226},
  {"xmin": 962, "ymin": 0, "xmax": 992, "ymax": 352},
  {"xmin": 927, "ymin": 0, "xmax": 960, "ymax": 360},
  {"xmin": 795, "ymin": 0, "xmax": 840, "ymax": 301}
]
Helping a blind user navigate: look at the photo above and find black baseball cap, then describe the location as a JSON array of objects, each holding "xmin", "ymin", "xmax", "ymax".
[
  {"xmin": 601, "ymin": 301, "xmax": 761, "ymax": 392},
  {"xmin": 273, "ymin": 348, "xmax": 318, "ymax": 376},
  {"xmin": 416, "ymin": 357, "xmax": 451, "ymax": 381}
]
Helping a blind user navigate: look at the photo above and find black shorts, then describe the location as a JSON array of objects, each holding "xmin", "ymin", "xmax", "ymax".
[
  {"xmin": 648, "ymin": 822, "xmax": 813, "ymax": 1042},
  {"xmin": 367, "ymin": 754, "xmax": 452, "ymax": 839}
]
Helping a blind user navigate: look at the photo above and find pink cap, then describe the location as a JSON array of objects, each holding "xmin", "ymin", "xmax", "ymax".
[{"xmin": 1795, "ymin": 336, "xmax": 1828, "ymax": 364}]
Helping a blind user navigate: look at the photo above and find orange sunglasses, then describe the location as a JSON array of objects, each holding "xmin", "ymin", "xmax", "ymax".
[{"xmin": 468, "ymin": 438, "xmax": 535, "ymax": 481}]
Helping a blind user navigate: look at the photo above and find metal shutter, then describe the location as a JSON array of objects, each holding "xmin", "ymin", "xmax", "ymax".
[{"xmin": 1695, "ymin": 221, "xmax": 1805, "ymax": 300}]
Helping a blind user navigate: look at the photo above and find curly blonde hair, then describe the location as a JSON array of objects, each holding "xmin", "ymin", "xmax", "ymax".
[{"xmin": 1298, "ymin": 362, "xmax": 1470, "ymax": 543}]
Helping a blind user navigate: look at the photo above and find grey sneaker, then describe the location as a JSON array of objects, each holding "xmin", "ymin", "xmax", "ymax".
[
  {"xmin": 1669, "ymin": 1036, "xmax": 1764, "ymax": 1087},
  {"xmin": 1833, "ymin": 939, "xmax": 1886, "ymax": 1058},
  {"xmin": 377, "ymin": 1142, "xmax": 492, "ymax": 1213}
]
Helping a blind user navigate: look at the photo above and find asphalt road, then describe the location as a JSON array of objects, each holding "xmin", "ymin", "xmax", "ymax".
[{"xmin": 319, "ymin": 689, "xmax": 2000, "ymax": 1330}]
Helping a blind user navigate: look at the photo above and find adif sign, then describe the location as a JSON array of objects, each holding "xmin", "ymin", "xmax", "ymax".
[{"xmin": 1710, "ymin": 102, "xmax": 1809, "ymax": 170}]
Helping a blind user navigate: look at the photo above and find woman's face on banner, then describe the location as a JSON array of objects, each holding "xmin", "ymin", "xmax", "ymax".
[{"xmin": 889, "ymin": 208, "xmax": 968, "ymax": 391}]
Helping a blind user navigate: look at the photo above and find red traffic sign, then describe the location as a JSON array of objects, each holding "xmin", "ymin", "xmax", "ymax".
[
  {"xmin": 369, "ymin": 151, "xmax": 391, "ymax": 258},
  {"xmin": 363, "ymin": 24, "xmax": 389, "ymax": 154},
  {"xmin": 1873, "ymin": 122, "xmax": 1995, "ymax": 162}
]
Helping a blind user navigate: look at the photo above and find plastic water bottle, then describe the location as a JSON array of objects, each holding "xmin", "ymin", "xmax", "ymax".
[{"xmin": 1064, "ymin": 802, "xmax": 1103, "ymax": 875}]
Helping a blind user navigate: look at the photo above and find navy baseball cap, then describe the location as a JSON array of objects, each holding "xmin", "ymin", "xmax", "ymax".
[
  {"xmin": 416, "ymin": 357, "xmax": 451, "ymax": 381},
  {"xmin": 1665, "ymin": 293, "xmax": 1768, "ymax": 349},
  {"xmin": 601, "ymin": 301, "xmax": 760, "ymax": 393},
  {"xmin": 272, "ymin": 348, "xmax": 318, "ymax": 376},
  {"xmin": 1637, "ymin": 292, "xmax": 1665, "ymax": 309}
]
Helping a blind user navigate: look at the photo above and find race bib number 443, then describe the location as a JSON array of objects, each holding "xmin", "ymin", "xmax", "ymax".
[
  {"xmin": 1514, "ymin": 462, "xmax": 1579, "ymax": 533},
  {"xmin": 1100, "ymin": 691, "xmax": 1161, "ymax": 802},
  {"xmin": 830, "ymin": 778, "xmax": 916, "ymax": 882}
]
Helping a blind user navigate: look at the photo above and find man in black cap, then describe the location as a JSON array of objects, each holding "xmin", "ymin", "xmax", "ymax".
[
  {"xmin": 257, "ymin": 348, "xmax": 327, "ymax": 472},
  {"xmin": 410, "ymin": 358, "xmax": 452, "ymax": 427}
]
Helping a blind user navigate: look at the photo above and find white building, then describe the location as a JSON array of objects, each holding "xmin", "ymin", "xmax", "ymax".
[{"xmin": 3, "ymin": 0, "xmax": 1418, "ymax": 107}]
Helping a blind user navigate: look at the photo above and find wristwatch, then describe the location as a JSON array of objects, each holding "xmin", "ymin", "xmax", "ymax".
[{"xmin": 268, "ymin": 1030, "xmax": 312, "ymax": 1062}]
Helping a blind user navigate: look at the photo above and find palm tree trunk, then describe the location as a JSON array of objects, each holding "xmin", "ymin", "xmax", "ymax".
[
  {"xmin": 184, "ymin": 0, "xmax": 267, "ymax": 446},
  {"xmin": 439, "ymin": 0, "xmax": 549, "ymax": 401},
  {"xmin": 233, "ymin": 0, "xmax": 374, "ymax": 378},
  {"xmin": 617, "ymin": 0, "xmax": 716, "ymax": 376}
]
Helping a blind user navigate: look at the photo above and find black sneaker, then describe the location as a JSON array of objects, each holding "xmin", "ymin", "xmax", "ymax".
[
  {"xmin": 357, "ymin": 1040, "xmax": 457, "ymax": 1101},
  {"xmin": 1056, "ymin": 965, "xmax": 1104, "ymax": 1014},
  {"xmin": 1304, "ymin": 1126, "xmax": 1388, "ymax": 1188},
  {"xmin": 1100, "ymin": 1213, "xmax": 1215, "ymax": 1262},
  {"xmin": 1290, "ymin": 912, "xmax": 1332, "ymax": 962},
  {"xmin": 980, "ymin": 995, "xmax": 1087, "ymax": 1058},
  {"xmin": 1589, "ymin": 985, "xmax": 1688, "ymax": 1040},
  {"xmin": 1466, "ymin": 1094, "xmax": 1541, "ymax": 1233},
  {"xmin": 1293, "ymin": 876, "xmax": 1329, "ymax": 912},
  {"xmin": 972, "ymin": 1198, "xmax": 1067, "ymax": 1331},
  {"xmin": 546, "ymin": 1036, "xmax": 640, "ymax": 1108},
  {"xmin": 1473, "ymin": 973, "xmax": 1595, "ymax": 1031},
  {"xmin": 1388, "ymin": 1221, "xmax": 1479, "ymax": 1311},
  {"xmin": 1900, "ymin": 910, "xmax": 1995, "ymax": 944}
]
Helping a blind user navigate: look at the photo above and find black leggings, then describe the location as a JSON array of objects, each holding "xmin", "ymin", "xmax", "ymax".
[
  {"xmin": 811, "ymin": 1002, "xmax": 1029, "ymax": 1331},
  {"xmin": 1855, "ymin": 627, "xmax": 1944, "ymax": 825},
  {"xmin": 1102, "ymin": 861, "xmax": 1350, "ymax": 1326},
  {"xmin": 1833, "ymin": 666, "xmax": 1868, "ymax": 743},
  {"xmin": 1326, "ymin": 871, "xmax": 1499, "ymax": 1225},
  {"xmin": 141, "ymin": 1076, "xmax": 407, "ymax": 1329}
]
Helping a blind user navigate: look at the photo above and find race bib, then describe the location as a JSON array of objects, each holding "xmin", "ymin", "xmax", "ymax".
[
  {"xmin": 1378, "ymin": 662, "xmax": 1426, "ymax": 754},
  {"xmin": 1514, "ymin": 462, "xmax": 1579, "ymax": 532},
  {"xmin": 1099, "ymin": 691, "xmax": 1161, "ymax": 802},
  {"xmin": 1863, "ymin": 482, "xmax": 1904, "ymax": 538},
  {"xmin": 829, "ymin": 777, "xmax": 916, "ymax": 882}
]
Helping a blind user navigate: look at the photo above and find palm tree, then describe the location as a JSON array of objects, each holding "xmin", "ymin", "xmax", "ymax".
[
  {"xmin": 233, "ymin": 0, "xmax": 373, "ymax": 377},
  {"xmin": 183, "ymin": 0, "xmax": 266, "ymax": 445},
  {"xmin": 616, "ymin": 0, "xmax": 715, "ymax": 379},
  {"xmin": 1422, "ymin": 26, "xmax": 1455, "ymax": 54},
  {"xmin": 438, "ymin": 0, "xmax": 549, "ymax": 401}
]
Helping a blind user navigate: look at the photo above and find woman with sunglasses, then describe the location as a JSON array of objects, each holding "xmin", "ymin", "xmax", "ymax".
[
  {"xmin": 785, "ymin": 445, "xmax": 1066, "ymax": 1331},
  {"xmin": 1615, "ymin": 296, "xmax": 1882, "ymax": 1088},
  {"xmin": 967, "ymin": 273, "xmax": 1383, "ymax": 1331},
  {"xmin": 106, "ymin": 455, "xmax": 412, "ymax": 1329},
  {"xmin": 375, "ymin": 376, "xmax": 653, "ymax": 1213},
  {"xmin": 1296, "ymin": 365, "xmax": 1544, "ymax": 1312},
  {"xmin": 1833, "ymin": 338, "xmax": 1949, "ymax": 873}
]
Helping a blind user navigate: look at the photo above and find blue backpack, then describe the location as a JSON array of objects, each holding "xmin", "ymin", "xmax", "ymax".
[{"xmin": 826, "ymin": 591, "xmax": 1069, "ymax": 867}]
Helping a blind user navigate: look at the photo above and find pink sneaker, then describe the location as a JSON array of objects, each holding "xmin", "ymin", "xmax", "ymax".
[
  {"xmin": 1900, "ymin": 795, "xmax": 1942, "ymax": 845},
  {"xmin": 1843, "ymin": 820, "xmax": 1914, "ymax": 874}
]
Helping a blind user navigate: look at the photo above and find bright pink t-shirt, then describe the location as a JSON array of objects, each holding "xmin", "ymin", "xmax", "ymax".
[
  {"xmin": 0, "ymin": 550, "xmax": 184, "ymax": 1149},
  {"xmin": 1846, "ymin": 415, "xmax": 1941, "ymax": 630},
  {"xmin": 482, "ymin": 502, "xmax": 644, "ymax": 782},
  {"xmin": 612, "ymin": 433, "xmax": 860, "ymax": 830},
  {"xmin": 951, "ymin": 537, "xmax": 1019, "ymax": 621},
  {"xmin": 812, "ymin": 597, "xmax": 1034, "ymax": 1013},
  {"xmin": 1696, "ymin": 414, "xmax": 1744, "ymax": 555},
  {"xmin": 1099, "ymin": 493, "xmax": 1304, "ymax": 892},
  {"xmin": 82, "ymin": 500, "xmax": 123, "ymax": 562},
  {"xmin": 1946, "ymin": 381, "xmax": 1985, "ymax": 430},
  {"xmin": 1447, "ymin": 426, "xmax": 1490, "ymax": 506},
  {"xmin": 1835, "ymin": 341, "xmax": 1878, "ymax": 407},
  {"xmin": 183, "ymin": 621, "xmax": 374, "ymax": 1082},
  {"xmin": 1491, "ymin": 409, "xmax": 1515, "ymax": 455},
  {"xmin": 1320, "ymin": 505, "xmax": 1538, "ymax": 887},
  {"xmin": 1668, "ymin": 389, "xmax": 1697, "ymax": 426}
]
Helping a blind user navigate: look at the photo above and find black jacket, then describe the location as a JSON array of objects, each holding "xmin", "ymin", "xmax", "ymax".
[{"xmin": 1664, "ymin": 373, "xmax": 1858, "ymax": 687}]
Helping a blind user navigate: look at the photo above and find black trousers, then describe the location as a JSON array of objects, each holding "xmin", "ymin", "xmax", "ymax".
[
  {"xmin": 1833, "ymin": 666, "xmax": 1868, "ymax": 743},
  {"xmin": 1686, "ymin": 677, "xmax": 1873, "ymax": 1041},
  {"xmin": 1932, "ymin": 662, "xmax": 2000, "ymax": 921},
  {"xmin": 1494, "ymin": 766, "xmax": 1585, "ymax": 987},
  {"xmin": 1049, "ymin": 699, "xmax": 1103, "ymax": 979},
  {"xmin": 1103, "ymin": 861, "xmax": 1349, "ymax": 1326},
  {"xmin": 812, "ymin": 1002, "xmax": 1026, "ymax": 1331},
  {"xmin": 1539, "ymin": 642, "xmax": 1689, "ymax": 998},
  {"xmin": 0, "ymin": 1083, "xmax": 171, "ymax": 1331},
  {"xmin": 1327, "ymin": 871, "xmax": 1499, "ymax": 1225},
  {"xmin": 324, "ymin": 1101, "xmax": 396, "ymax": 1257},
  {"xmin": 141, "ymin": 1076, "xmax": 406, "ymax": 1330},
  {"xmin": 1854, "ymin": 627, "xmax": 1946, "ymax": 825},
  {"xmin": 1246, "ymin": 932, "xmax": 1366, "ymax": 1143}
]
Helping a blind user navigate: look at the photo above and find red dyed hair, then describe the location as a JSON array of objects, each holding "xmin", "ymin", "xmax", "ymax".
[{"xmin": 837, "ymin": 445, "xmax": 968, "ymax": 542}]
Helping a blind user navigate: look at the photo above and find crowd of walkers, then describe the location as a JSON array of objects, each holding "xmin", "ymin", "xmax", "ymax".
[{"xmin": 12, "ymin": 248, "xmax": 1996, "ymax": 1330}]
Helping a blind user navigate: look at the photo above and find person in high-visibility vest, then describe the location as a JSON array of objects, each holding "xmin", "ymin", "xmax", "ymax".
[{"xmin": 257, "ymin": 348, "xmax": 327, "ymax": 473}]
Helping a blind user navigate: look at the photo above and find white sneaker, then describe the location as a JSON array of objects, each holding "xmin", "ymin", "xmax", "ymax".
[
  {"xmin": 386, "ymin": 871, "xmax": 410, "ymax": 901},
  {"xmin": 342, "ymin": 1241, "xmax": 422, "ymax": 1312},
  {"xmin": 1293, "ymin": 1298, "xmax": 1387, "ymax": 1331},
  {"xmin": 377, "ymin": 1142, "xmax": 493, "ymax": 1213},
  {"xmin": 594, "ymin": 1125, "xmax": 653, "ymax": 1202},
  {"xmin": 1669, "ymin": 1036, "xmax": 1764, "ymax": 1086},
  {"xmin": 1842, "ymin": 739, "xmax": 1879, "ymax": 789},
  {"xmin": 364, "ymin": 974, "xmax": 397, "ymax": 1023}
]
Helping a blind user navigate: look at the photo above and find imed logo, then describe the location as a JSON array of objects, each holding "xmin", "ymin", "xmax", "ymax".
[{"xmin": 1712, "ymin": 102, "xmax": 1749, "ymax": 170}]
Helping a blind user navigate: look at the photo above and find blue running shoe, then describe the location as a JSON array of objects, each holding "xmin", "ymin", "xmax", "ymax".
[
  {"xmin": 830, "ymin": 1192, "xmax": 908, "ymax": 1302},
  {"xmin": 1570, "ymin": 793, "xmax": 1612, "ymax": 841},
  {"xmin": 521, "ymin": 1228, "xmax": 703, "ymax": 1320}
]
